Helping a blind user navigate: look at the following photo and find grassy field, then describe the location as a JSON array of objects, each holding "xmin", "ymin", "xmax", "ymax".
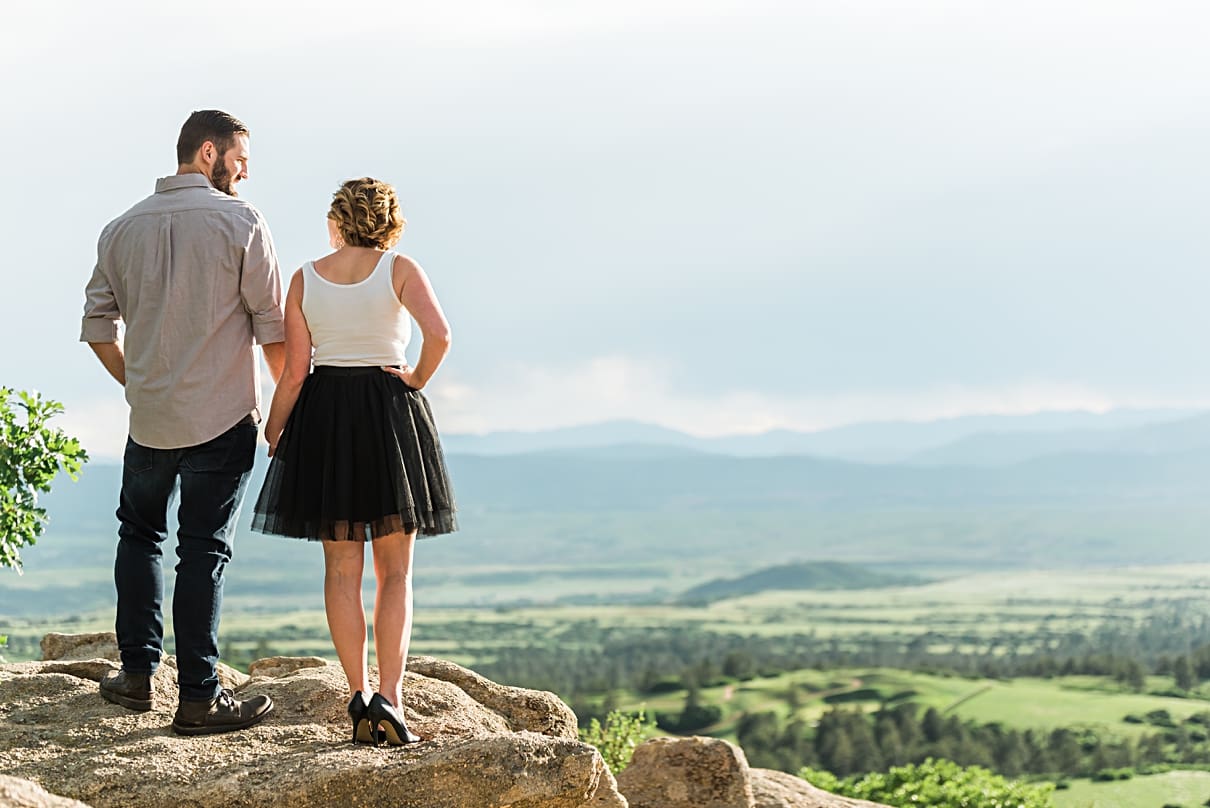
[
  {"xmin": 1053, "ymin": 770, "xmax": 1210, "ymax": 808},
  {"xmin": 10, "ymin": 563, "xmax": 1210, "ymax": 669},
  {"xmin": 603, "ymin": 667, "xmax": 1210, "ymax": 744},
  {"xmin": 11, "ymin": 564, "xmax": 1210, "ymax": 808}
]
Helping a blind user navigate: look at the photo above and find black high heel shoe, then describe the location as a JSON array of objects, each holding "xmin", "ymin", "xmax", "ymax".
[
  {"xmin": 367, "ymin": 692, "xmax": 421, "ymax": 746},
  {"xmin": 347, "ymin": 691, "xmax": 381, "ymax": 744}
]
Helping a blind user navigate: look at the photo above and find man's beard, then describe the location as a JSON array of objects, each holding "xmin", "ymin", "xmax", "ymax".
[{"xmin": 210, "ymin": 160, "xmax": 238, "ymax": 197}]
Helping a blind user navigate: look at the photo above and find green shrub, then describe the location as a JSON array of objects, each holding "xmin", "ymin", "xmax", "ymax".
[
  {"xmin": 0, "ymin": 388, "xmax": 87, "ymax": 572},
  {"xmin": 803, "ymin": 758, "xmax": 1054, "ymax": 808},
  {"xmin": 579, "ymin": 709, "xmax": 652, "ymax": 773},
  {"xmin": 1186, "ymin": 711, "xmax": 1210, "ymax": 727},
  {"xmin": 1092, "ymin": 767, "xmax": 1134, "ymax": 782},
  {"xmin": 1146, "ymin": 709, "xmax": 1177, "ymax": 728},
  {"xmin": 642, "ymin": 678, "xmax": 684, "ymax": 694},
  {"xmin": 656, "ymin": 703, "xmax": 723, "ymax": 733},
  {"xmin": 799, "ymin": 767, "xmax": 843, "ymax": 793},
  {"xmin": 822, "ymin": 687, "xmax": 884, "ymax": 704}
]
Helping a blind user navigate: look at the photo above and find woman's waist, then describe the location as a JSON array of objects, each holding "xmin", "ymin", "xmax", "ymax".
[{"xmin": 312, "ymin": 364, "xmax": 402, "ymax": 377}]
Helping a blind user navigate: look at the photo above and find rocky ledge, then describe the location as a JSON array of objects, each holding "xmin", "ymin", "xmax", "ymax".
[
  {"xmin": 0, "ymin": 633, "xmax": 620, "ymax": 808},
  {"xmin": 0, "ymin": 633, "xmax": 885, "ymax": 808},
  {"xmin": 618, "ymin": 736, "xmax": 888, "ymax": 808}
]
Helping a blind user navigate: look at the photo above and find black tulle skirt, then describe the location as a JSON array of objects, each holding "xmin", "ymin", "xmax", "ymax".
[{"xmin": 251, "ymin": 366, "xmax": 457, "ymax": 541}]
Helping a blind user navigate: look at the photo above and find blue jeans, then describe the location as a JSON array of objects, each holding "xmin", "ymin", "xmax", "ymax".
[{"xmin": 114, "ymin": 420, "xmax": 257, "ymax": 702}]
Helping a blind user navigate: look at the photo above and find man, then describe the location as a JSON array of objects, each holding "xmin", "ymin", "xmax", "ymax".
[{"xmin": 81, "ymin": 110, "xmax": 285, "ymax": 735}]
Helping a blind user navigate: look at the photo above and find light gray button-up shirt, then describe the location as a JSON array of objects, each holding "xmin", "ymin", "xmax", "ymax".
[{"xmin": 80, "ymin": 174, "xmax": 285, "ymax": 449}]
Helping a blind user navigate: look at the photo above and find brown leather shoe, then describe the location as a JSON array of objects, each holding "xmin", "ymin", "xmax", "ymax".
[
  {"xmin": 171, "ymin": 688, "xmax": 273, "ymax": 736},
  {"xmin": 99, "ymin": 669, "xmax": 153, "ymax": 712}
]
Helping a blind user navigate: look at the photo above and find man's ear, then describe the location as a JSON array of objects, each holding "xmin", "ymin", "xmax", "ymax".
[{"xmin": 198, "ymin": 140, "xmax": 218, "ymax": 167}]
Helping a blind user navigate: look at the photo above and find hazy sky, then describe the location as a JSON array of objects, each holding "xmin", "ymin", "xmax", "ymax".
[{"xmin": 3, "ymin": 0, "xmax": 1209, "ymax": 459}]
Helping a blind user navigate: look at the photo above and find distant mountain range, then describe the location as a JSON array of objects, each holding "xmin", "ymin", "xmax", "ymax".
[
  {"xmin": 15, "ymin": 405, "xmax": 1210, "ymax": 616},
  {"xmin": 441, "ymin": 409, "xmax": 1207, "ymax": 465},
  {"xmin": 907, "ymin": 411, "xmax": 1210, "ymax": 466},
  {"xmin": 677, "ymin": 561, "xmax": 924, "ymax": 604}
]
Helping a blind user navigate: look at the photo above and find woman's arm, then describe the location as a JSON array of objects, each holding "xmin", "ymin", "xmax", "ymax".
[
  {"xmin": 385, "ymin": 254, "xmax": 451, "ymax": 389},
  {"xmin": 263, "ymin": 269, "xmax": 312, "ymax": 455}
]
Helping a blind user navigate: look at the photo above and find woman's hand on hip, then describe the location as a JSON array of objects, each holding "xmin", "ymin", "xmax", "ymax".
[{"xmin": 382, "ymin": 365, "xmax": 420, "ymax": 390}]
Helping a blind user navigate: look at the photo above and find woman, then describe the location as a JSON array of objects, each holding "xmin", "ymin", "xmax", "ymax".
[{"xmin": 252, "ymin": 177, "xmax": 457, "ymax": 746}]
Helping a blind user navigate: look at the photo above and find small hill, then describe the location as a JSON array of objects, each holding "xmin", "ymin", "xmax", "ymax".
[
  {"xmin": 677, "ymin": 561, "xmax": 921, "ymax": 604},
  {"xmin": 909, "ymin": 411, "xmax": 1210, "ymax": 467}
]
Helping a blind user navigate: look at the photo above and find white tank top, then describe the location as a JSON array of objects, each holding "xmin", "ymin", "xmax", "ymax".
[{"xmin": 302, "ymin": 251, "xmax": 411, "ymax": 367}]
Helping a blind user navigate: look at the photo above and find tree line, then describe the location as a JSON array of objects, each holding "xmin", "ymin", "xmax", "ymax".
[
  {"xmin": 736, "ymin": 702, "xmax": 1210, "ymax": 779},
  {"xmin": 475, "ymin": 611, "xmax": 1210, "ymax": 708}
]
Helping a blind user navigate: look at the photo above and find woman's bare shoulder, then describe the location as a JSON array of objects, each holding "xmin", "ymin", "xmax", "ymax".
[{"xmin": 391, "ymin": 253, "xmax": 422, "ymax": 275}]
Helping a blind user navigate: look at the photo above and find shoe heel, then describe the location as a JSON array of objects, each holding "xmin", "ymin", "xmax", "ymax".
[
  {"xmin": 367, "ymin": 693, "xmax": 420, "ymax": 746},
  {"xmin": 348, "ymin": 690, "xmax": 380, "ymax": 745},
  {"xmin": 353, "ymin": 717, "xmax": 377, "ymax": 744}
]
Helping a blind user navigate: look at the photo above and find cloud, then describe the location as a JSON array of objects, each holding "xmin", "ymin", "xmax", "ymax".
[
  {"xmin": 54, "ymin": 393, "xmax": 129, "ymax": 463},
  {"xmin": 14, "ymin": 2, "xmax": 1210, "ymax": 463},
  {"xmin": 424, "ymin": 355, "xmax": 1202, "ymax": 437},
  {"xmin": 58, "ymin": 354, "xmax": 1210, "ymax": 461}
]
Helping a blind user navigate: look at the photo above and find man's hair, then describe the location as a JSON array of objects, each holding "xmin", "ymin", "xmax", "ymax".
[{"xmin": 176, "ymin": 110, "xmax": 249, "ymax": 165}]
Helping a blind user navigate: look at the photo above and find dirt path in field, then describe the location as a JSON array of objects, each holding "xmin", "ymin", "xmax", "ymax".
[
  {"xmin": 943, "ymin": 683, "xmax": 994, "ymax": 713},
  {"xmin": 809, "ymin": 677, "xmax": 864, "ymax": 699}
]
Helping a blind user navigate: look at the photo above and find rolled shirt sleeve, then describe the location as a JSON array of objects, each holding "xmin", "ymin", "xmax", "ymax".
[
  {"xmin": 241, "ymin": 213, "xmax": 285, "ymax": 345},
  {"xmin": 80, "ymin": 259, "xmax": 121, "ymax": 343}
]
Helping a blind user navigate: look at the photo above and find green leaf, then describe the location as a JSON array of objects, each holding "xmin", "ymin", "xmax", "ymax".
[{"xmin": 0, "ymin": 387, "xmax": 89, "ymax": 573}]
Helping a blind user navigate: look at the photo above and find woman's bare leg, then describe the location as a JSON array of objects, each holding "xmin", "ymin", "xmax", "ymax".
[
  {"xmin": 370, "ymin": 529, "xmax": 417, "ymax": 706},
  {"xmin": 323, "ymin": 540, "xmax": 370, "ymax": 695}
]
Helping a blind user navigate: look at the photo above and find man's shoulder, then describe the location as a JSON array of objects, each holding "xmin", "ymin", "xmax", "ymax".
[
  {"xmin": 225, "ymin": 196, "xmax": 270, "ymax": 227},
  {"xmin": 199, "ymin": 193, "xmax": 270, "ymax": 233},
  {"xmin": 98, "ymin": 198, "xmax": 151, "ymax": 247},
  {"xmin": 105, "ymin": 186, "xmax": 268, "ymax": 234}
]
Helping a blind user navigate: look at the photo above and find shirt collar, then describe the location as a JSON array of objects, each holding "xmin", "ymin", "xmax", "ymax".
[{"xmin": 155, "ymin": 173, "xmax": 216, "ymax": 193}]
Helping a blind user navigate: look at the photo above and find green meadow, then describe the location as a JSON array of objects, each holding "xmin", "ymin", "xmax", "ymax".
[
  {"xmin": 10, "ymin": 562, "xmax": 1210, "ymax": 670},
  {"xmin": 10, "ymin": 563, "xmax": 1210, "ymax": 807},
  {"xmin": 1053, "ymin": 770, "xmax": 1210, "ymax": 808}
]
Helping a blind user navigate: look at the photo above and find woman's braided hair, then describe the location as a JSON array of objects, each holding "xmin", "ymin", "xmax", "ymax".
[{"xmin": 327, "ymin": 177, "xmax": 405, "ymax": 249}]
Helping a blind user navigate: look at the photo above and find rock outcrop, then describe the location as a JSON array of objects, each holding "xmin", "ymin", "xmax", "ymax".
[
  {"xmin": 750, "ymin": 768, "xmax": 889, "ymax": 808},
  {"xmin": 0, "ymin": 775, "xmax": 91, "ymax": 808},
  {"xmin": 3, "ymin": 634, "xmax": 884, "ymax": 808},
  {"xmin": 616, "ymin": 737, "xmax": 890, "ymax": 808},
  {"xmin": 0, "ymin": 633, "xmax": 622, "ymax": 808},
  {"xmin": 617, "ymin": 736, "xmax": 754, "ymax": 808}
]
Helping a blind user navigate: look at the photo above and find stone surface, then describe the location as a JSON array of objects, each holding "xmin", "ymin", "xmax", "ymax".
[
  {"xmin": 751, "ymin": 768, "xmax": 890, "ymax": 808},
  {"xmin": 40, "ymin": 633, "xmax": 119, "ymax": 662},
  {"xmin": 247, "ymin": 655, "xmax": 329, "ymax": 678},
  {"xmin": 587, "ymin": 764, "xmax": 629, "ymax": 808},
  {"xmin": 0, "ymin": 775, "xmax": 92, "ymax": 808},
  {"xmin": 0, "ymin": 635, "xmax": 621, "ymax": 808},
  {"xmin": 35, "ymin": 631, "xmax": 249, "ymax": 703},
  {"xmin": 616, "ymin": 736, "xmax": 754, "ymax": 808},
  {"xmin": 406, "ymin": 654, "xmax": 579, "ymax": 739}
]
